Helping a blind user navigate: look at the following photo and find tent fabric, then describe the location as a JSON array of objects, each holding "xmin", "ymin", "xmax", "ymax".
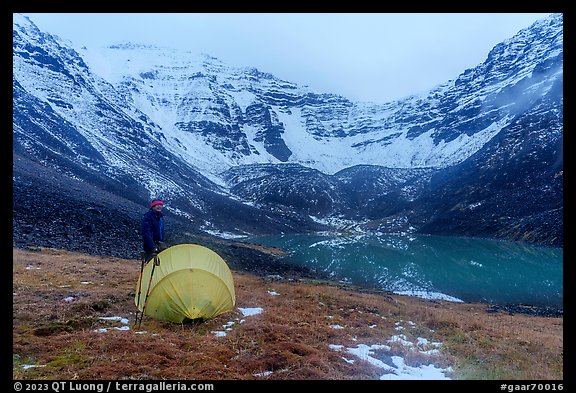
[{"xmin": 135, "ymin": 244, "xmax": 236, "ymax": 323}]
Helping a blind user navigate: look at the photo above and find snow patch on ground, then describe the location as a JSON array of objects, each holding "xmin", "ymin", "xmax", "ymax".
[
  {"xmin": 95, "ymin": 326, "xmax": 131, "ymax": 333},
  {"xmin": 253, "ymin": 371, "xmax": 273, "ymax": 377},
  {"xmin": 93, "ymin": 315, "xmax": 131, "ymax": 333},
  {"xmin": 21, "ymin": 364, "xmax": 46, "ymax": 370},
  {"xmin": 238, "ymin": 307, "xmax": 264, "ymax": 316},
  {"xmin": 99, "ymin": 316, "xmax": 130, "ymax": 325},
  {"xmin": 379, "ymin": 357, "xmax": 451, "ymax": 380},
  {"xmin": 394, "ymin": 289, "xmax": 464, "ymax": 303},
  {"xmin": 202, "ymin": 229, "xmax": 248, "ymax": 239},
  {"xmin": 329, "ymin": 320, "xmax": 452, "ymax": 379},
  {"xmin": 212, "ymin": 306, "xmax": 265, "ymax": 337}
]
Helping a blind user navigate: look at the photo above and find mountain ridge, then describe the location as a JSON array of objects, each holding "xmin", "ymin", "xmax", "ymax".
[{"xmin": 12, "ymin": 13, "xmax": 563, "ymax": 252}]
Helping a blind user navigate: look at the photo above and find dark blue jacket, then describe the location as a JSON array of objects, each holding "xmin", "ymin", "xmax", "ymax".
[{"xmin": 141, "ymin": 209, "xmax": 164, "ymax": 252}]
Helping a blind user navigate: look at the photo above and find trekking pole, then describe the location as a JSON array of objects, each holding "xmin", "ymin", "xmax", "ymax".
[
  {"xmin": 138, "ymin": 254, "xmax": 159, "ymax": 329},
  {"xmin": 134, "ymin": 252, "xmax": 146, "ymax": 329}
]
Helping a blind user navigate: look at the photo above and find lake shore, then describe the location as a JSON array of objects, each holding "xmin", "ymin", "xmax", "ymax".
[
  {"xmin": 227, "ymin": 235, "xmax": 563, "ymax": 318},
  {"xmin": 13, "ymin": 246, "xmax": 563, "ymax": 380}
]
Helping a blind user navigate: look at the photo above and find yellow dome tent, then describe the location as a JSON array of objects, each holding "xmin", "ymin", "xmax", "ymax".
[{"xmin": 135, "ymin": 244, "xmax": 236, "ymax": 323}]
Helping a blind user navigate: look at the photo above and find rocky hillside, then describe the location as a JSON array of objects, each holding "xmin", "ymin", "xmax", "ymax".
[{"xmin": 12, "ymin": 13, "xmax": 563, "ymax": 248}]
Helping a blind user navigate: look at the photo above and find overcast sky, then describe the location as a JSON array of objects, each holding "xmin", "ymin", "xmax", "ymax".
[{"xmin": 22, "ymin": 13, "xmax": 552, "ymax": 103}]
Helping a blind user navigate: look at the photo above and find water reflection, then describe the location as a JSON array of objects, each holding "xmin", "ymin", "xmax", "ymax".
[{"xmin": 249, "ymin": 234, "xmax": 563, "ymax": 307}]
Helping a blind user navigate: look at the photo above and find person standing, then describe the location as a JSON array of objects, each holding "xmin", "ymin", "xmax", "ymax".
[{"xmin": 141, "ymin": 199, "xmax": 167, "ymax": 262}]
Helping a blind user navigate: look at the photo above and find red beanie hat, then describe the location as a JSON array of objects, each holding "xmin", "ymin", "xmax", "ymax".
[{"xmin": 150, "ymin": 200, "xmax": 165, "ymax": 208}]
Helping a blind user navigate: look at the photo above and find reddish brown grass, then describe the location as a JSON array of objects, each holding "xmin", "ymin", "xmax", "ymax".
[{"xmin": 13, "ymin": 247, "xmax": 562, "ymax": 380}]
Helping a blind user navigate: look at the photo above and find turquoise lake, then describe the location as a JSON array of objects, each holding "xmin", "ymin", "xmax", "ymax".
[{"xmin": 247, "ymin": 234, "xmax": 563, "ymax": 307}]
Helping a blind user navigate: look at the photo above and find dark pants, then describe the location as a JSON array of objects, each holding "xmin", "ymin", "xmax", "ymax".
[
  {"xmin": 143, "ymin": 251, "xmax": 157, "ymax": 263},
  {"xmin": 142, "ymin": 242, "xmax": 166, "ymax": 263}
]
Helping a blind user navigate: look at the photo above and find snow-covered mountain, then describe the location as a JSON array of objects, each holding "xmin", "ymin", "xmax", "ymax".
[
  {"xmin": 12, "ymin": 13, "xmax": 563, "ymax": 250},
  {"xmin": 67, "ymin": 14, "xmax": 561, "ymax": 178},
  {"xmin": 12, "ymin": 13, "xmax": 326, "ymax": 245}
]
